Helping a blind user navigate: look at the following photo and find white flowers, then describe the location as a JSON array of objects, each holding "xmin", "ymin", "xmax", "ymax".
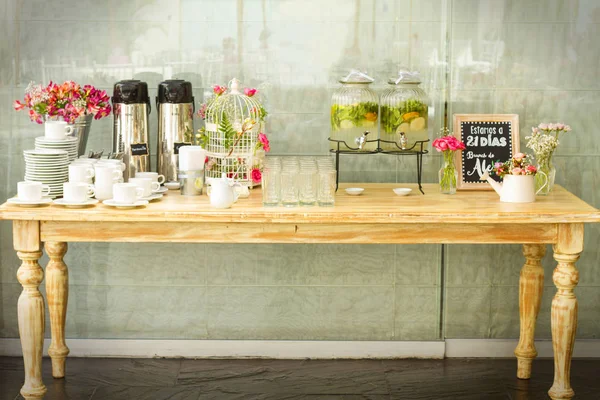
[{"xmin": 526, "ymin": 122, "xmax": 572, "ymax": 165}]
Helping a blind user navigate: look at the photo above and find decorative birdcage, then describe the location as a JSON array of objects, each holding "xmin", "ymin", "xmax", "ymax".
[{"xmin": 203, "ymin": 78, "xmax": 267, "ymax": 187}]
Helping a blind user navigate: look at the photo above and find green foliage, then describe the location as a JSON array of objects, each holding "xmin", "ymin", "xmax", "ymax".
[
  {"xmin": 218, "ymin": 113, "xmax": 237, "ymax": 150},
  {"xmin": 381, "ymin": 99, "xmax": 427, "ymax": 133},
  {"xmin": 330, "ymin": 102, "xmax": 379, "ymax": 131}
]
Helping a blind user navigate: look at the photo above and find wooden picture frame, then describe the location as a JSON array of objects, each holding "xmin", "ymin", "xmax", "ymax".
[{"xmin": 453, "ymin": 114, "xmax": 520, "ymax": 190}]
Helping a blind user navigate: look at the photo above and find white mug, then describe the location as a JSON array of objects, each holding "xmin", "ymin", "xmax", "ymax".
[
  {"xmin": 45, "ymin": 121, "xmax": 73, "ymax": 140},
  {"xmin": 72, "ymin": 158, "xmax": 98, "ymax": 165},
  {"xmin": 113, "ymin": 183, "xmax": 144, "ymax": 204},
  {"xmin": 17, "ymin": 181, "xmax": 50, "ymax": 201},
  {"xmin": 69, "ymin": 164, "xmax": 95, "ymax": 183},
  {"xmin": 129, "ymin": 177, "xmax": 160, "ymax": 197},
  {"xmin": 94, "ymin": 166, "xmax": 123, "ymax": 200},
  {"xmin": 135, "ymin": 172, "xmax": 165, "ymax": 185},
  {"xmin": 63, "ymin": 182, "xmax": 95, "ymax": 203},
  {"xmin": 97, "ymin": 159, "xmax": 126, "ymax": 171}
]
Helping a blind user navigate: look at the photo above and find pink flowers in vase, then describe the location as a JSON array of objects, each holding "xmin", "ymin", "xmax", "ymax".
[
  {"xmin": 493, "ymin": 153, "xmax": 538, "ymax": 178},
  {"xmin": 432, "ymin": 135, "xmax": 466, "ymax": 152},
  {"xmin": 14, "ymin": 81, "xmax": 111, "ymax": 124},
  {"xmin": 244, "ymin": 88, "xmax": 257, "ymax": 97}
]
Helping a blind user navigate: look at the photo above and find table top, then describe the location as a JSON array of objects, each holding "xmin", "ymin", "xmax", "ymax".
[{"xmin": 1, "ymin": 183, "xmax": 599, "ymax": 224}]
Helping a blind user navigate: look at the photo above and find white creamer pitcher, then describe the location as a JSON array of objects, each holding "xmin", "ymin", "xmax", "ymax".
[
  {"xmin": 207, "ymin": 173, "xmax": 241, "ymax": 209},
  {"xmin": 480, "ymin": 171, "xmax": 548, "ymax": 203}
]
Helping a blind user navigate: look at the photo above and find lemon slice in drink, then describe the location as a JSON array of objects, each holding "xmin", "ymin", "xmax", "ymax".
[
  {"xmin": 340, "ymin": 120, "xmax": 355, "ymax": 130},
  {"xmin": 396, "ymin": 122, "xmax": 410, "ymax": 134},
  {"xmin": 410, "ymin": 117, "xmax": 426, "ymax": 131}
]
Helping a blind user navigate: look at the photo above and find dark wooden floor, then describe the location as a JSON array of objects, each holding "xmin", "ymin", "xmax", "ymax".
[{"xmin": 1, "ymin": 357, "xmax": 599, "ymax": 399}]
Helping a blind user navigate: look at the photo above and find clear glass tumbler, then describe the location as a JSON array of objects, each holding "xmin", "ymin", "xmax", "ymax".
[
  {"xmin": 262, "ymin": 167, "xmax": 281, "ymax": 206},
  {"xmin": 280, "ymin": 169, "xmax": 299, "ymax": 207},
  {"xmin": 299, "ymin": 170, "xmax": 318, "ymax": 206},
  {"xmin": 318, "ymin": 170, "xmax": 336, "ymax": 207}
]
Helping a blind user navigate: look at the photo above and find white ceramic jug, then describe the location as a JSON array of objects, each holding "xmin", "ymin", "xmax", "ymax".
[
  {"xmin": 208, "ymin": 173, "xmax": 241, "ymax": 209},
  {"xmin": 480, "ymin": 171, "xmax": 548, "ymax": 203}
]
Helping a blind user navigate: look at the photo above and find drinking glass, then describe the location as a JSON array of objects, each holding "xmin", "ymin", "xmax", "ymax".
[
  {"xmin": 318, "ymin": 170, "xmax": 336, "ymax": 207},
  {"xmin": 280, "ymin": 169, "xmax": 299, "ymax": 207},
  {"xmin": 262, "ymin": 168, "xmax": 281, "ymax": 207},
  {"xmin": 299, "ymin": 171, "xmax": 318, "ymax": 206}
]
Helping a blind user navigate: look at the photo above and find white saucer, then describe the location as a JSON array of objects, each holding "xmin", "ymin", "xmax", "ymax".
[
  {"xmin": 141, "ymin": 193, "xmax": 163, "ymax": 202},
  {"xmin": 345, "ymin": 187, "xmax": 364, "ymax": 196},
  {"xmin": 393, "ymin": 188, "xmax": 412, "ymax": 196},
  {"xmin": 103, "ymin": 199, "xmax": 149, "ymax": 209},
  {"xmin": 152, "ymin": 187, "xmax": 169, "ymax": 194},
  {"xmin": 164, "ymin": 182, "xmax": 180, "ymax": 190},
  {"xmin": 53, "ymin": 198, "xmax": 99, "ymax": 208},
  {"xmin": 8, "ymin": 197, "xmax": 53, "ymax": 207}
]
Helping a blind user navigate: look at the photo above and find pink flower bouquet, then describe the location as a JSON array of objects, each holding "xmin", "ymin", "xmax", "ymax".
[
  {"xmin": 493, "ymin": 153, "xmax": 538, "ymax": 179},
  {"xmin": 433, "ymin": 130, "xmax": 466, "ymax": 194},
  {"xmin": 14, "ymin": 81, "xmax": 111, "ymax": 124}
]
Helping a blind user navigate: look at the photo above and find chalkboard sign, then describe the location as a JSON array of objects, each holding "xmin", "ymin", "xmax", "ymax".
[
  {"xmin": 174, "ymin": 142, "xmax": 191, "ymax": 155},
  {"xmin": 453, "ymin": 114, "xmax": 519, "ymax": 190},
  {"xmin": 130, "ymin": 143, "xmax": 149, "ymax": 156}
]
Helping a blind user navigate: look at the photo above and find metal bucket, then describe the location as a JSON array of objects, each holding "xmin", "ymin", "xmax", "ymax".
[{"xmin": 68, "ymin": 114, "xmax": 93, "ymax": 156}]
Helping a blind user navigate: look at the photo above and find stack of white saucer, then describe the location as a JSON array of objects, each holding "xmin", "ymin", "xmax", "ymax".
[
  {"xmin": 23, "ymin": 149, "xmax": 69, "ymax": 199},
  {"xmin": 35, "ymin": 136, "xmax": 79, "ymax": 162}
]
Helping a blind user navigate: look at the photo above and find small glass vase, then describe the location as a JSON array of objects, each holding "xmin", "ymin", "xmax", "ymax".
[
  {"xmin": 535, "ymin": 154, "xmax": 556, "ymax": 195},
  {"xmin": 439, "ymin": 151, "xmax": 458, "ymax": 195}
]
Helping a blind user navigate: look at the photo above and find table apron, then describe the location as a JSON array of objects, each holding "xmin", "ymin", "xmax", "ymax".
[{"xmin": 40, "ymin": 221, "xmax": 558, "ymax": 244}]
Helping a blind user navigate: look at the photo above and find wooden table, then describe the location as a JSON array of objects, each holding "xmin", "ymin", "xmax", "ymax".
[{"xmin": 1, "ymin": 183, "xmax": 599, "ymax": 400}]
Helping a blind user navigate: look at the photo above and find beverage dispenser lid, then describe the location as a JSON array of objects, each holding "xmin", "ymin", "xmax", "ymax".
[
  {"xmin": 112, "ymin": 80, "xmax": 150, "ymax": 104},
  {"xmin": 157, "ymin": 80, "xmax": 193, "ymax": 104},
  {"xmin": 339, "ymin": 69, "xmax": 374, "ymax": 84},
  {"xmin": 389, "ymin": 69, "xmax": 421, "ymax": 84}
]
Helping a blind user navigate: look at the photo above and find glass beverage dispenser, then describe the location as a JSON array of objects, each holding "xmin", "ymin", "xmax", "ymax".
[
  {"xmin": 380, "ymin": 70, "xmax": 429, "ymax": 151},
  {"xmin": 330, "ymin": 70, "xmax": 379, "ymax": 152}
]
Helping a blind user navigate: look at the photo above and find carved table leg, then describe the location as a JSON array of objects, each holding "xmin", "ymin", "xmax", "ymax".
[
  {"xmin": 45, "ymin": 242, "xmax": 70, "ymax": 379},
  {"xmin": 548, "ymin": 224, "xmax": 583, "ymax": 400},
  {"xmin": 515, "ymin": 244, "xmax": 545, "ymax": 379},
  {"xmin": 14, "ymin": 221, "xmax": 47, "ymax": 399}
]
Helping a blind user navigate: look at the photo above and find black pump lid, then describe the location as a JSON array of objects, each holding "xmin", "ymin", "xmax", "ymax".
[
  {"xmin": 157, "ymin": 80, "xmax": 194, "ymax": 104},
  {"xmin": 112, "ymin": 80, "xmax": 150, "ymax": 104}
]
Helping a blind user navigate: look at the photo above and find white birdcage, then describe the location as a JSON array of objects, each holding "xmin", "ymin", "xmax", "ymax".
[{"xmin": 204, "ymin": 78, "xmax": 265, "ymax": 187}]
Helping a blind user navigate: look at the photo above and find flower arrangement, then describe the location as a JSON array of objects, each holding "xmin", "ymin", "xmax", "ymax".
[
  {"xmin": 14, "ymin": 81, "xmax": 111, "ymax": 124},
  {"xmin": 196, "ymin": 84, "xmax": 268, "ymax": 153},
  {"xmin": 433, "ymin": 128, "xmax": 466, "ymax": 194},
  {"xmin": 493, "ymin": 153, "xmax": 537, "ymax": 178},
  {"xmin": 525, "ymin": 122, "xmax": 571, "ymax": 194}
]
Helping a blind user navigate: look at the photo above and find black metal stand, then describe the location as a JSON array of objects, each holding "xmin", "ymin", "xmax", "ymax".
[{"xmin": 328, "ymin": 138, "xmax": 430, "ymax": 194}]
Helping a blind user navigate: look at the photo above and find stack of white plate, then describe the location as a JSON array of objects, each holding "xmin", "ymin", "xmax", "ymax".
[
  {"xmin": 34, "ymin": 136, "xmax": 79, "ymax": 162},
  {"xmin": 23, "ymin": 149, "xmax": 69, "ymax": 198}
]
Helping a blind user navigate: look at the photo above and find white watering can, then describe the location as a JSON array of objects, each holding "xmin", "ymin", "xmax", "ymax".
[{"xmin": 480, "ymin": 171, "xmax": 547, "ymax": 203}]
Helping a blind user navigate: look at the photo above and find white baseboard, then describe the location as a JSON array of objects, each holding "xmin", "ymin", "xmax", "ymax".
[
  {"xmin": 1, "ymin": 339, "xmax": 598, "ymax": 359},
  {"xmin": 445, "ymin": 339, "xmax": 600, "ymax": 358},
  {"xmin": 0, "ymin": 339, "xmax": 445, "ymax": 359}
]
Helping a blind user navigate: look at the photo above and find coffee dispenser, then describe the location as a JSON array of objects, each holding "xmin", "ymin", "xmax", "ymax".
[
  {"xmin": 112, "ymin": 80, "xmax": 151, "ymax": 181},
  {"xmin": 156, "ymin": 80, "xmax": 195, "ymax": 184}
]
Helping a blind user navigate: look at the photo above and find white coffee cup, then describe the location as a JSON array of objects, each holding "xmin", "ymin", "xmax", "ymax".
[
  {"xmin": 69, "ymin": 164, "xmax": 95, "ymax": 183},
  {"xmin": 113, "ymin": 183, "xmax": 144, "ymax": 204},
  {"xmin": 45, "ymin": 121, "xmax": 73, "ymax": 140},
  {"xmin": 97, "ymin": 159, "xmax": 126, "ymax": 171},
  {"xmin": 17, "ymin": 181, "xmax": 51, "ymax": 201},
  {"xmin": 129, "ymin": 177, "xmax": 160, "ymax": 197},
  {"xmin": 135, "ymin": 171, "xmax": 165, "ymax": 185},
  {"xmin": 94, "ymin": 166, "xmax": 123, "ymax": 200},
  {"xmin": 72, "ymin": 158, "xmax": 98, "ymax": 165},
  {"xmin": 63, "ymin": 182, "xmax": 95, "ymax": 203}
]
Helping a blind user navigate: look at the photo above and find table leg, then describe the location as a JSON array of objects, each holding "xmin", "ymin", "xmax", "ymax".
[
  {"xmin": 514, "ymin": 244, "xmax": 545, "ymax": 379},
  {"xmin": 45, "ymin": 242, "xmax": 70, "ymax": 379},
  {"xmin": 548, "ymin": 224, "xmax": 583, "ymax": 400},
  {"xmin": 13, "ymin": 221, "xmax": 47, "ymax": 399}
]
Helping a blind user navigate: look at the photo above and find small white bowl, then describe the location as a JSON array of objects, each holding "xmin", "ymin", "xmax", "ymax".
[
  {"xmin": 393, "ymin": 188, "xmax": 412, "ymax": 196},
  {"xmin": 164, "ymin": 182, "xmax": 181, "ymax": 190},
  {"xmin": 345, "ymin": 187, "xmax": 364, "ymax": 196}
]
